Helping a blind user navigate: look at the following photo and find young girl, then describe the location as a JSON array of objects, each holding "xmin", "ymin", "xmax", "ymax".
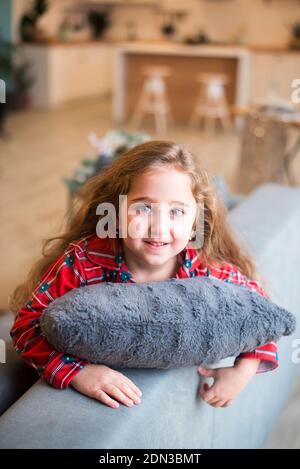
[{"xmin": 10, "ymin": 141, "xmax": 278, "ymax": 410}]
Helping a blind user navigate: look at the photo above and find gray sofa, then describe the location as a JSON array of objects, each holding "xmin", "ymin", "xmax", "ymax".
[{"xmin": 0, "ymin": 183, "xmax": 299, "ymax": 449}]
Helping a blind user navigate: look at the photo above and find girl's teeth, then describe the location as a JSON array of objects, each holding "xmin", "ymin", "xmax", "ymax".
[{"xmin": 148, "ymin": 242, "xmax": 165, "ymax": 246}]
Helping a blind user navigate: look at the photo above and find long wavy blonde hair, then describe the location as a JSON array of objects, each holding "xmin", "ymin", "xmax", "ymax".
[{"xmin": 11, "ymin": 140, "xmax": 257, "ymax": 312}]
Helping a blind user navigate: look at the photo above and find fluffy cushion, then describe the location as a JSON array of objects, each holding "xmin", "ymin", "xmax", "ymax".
[{"xmin": 40, "ymin": 277, "xmax": 296, "ymax": 368}]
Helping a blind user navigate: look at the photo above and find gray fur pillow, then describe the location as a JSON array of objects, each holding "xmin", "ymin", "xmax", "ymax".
[{"xmin": 40, "ymin": 277, "xmax": 296, "ymax": 368}]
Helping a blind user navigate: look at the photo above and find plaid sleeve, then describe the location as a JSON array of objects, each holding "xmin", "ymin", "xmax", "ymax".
[
  {"xmin": 10, "ymin": 248, "xmax": 92, "ymax": 389},
  {"xmin": 208, "ymin": 263, "xmax": 278, "ymax": 373}
]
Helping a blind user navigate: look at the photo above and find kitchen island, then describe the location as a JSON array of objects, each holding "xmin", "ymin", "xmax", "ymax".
[
  {"xmin": 113, "ymin": 42, "xmax": 251, "ymax": 124},
  {"xmin": 19, "ymin": 40, "xmax": 300, "ymax": 114}
]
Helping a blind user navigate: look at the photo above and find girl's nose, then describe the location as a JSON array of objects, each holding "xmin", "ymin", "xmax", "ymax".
[{"xmin": 150, "ymin": 207, "xmax": 170, "ymax": 238}]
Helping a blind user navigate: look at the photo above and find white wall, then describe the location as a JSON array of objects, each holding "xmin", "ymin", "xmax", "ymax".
[
  {"xmin": 107, "ymin": 0, "xmax": 300, "ymax": 46},
  {"xmin": 11, "ymin": 0, "xmax": 300, "ymax": 46}
]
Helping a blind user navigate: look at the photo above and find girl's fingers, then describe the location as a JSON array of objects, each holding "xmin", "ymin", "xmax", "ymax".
[
  {"xmin": 207, "ymin": 397, "xmax": 220, "ymax": 405},
  {"xmin": 209, "ymin": 401, "xmax": 223, "ymax": 407},
  {"xmin": 93, "ymin": 388, "xmax": 120, "ymax": 409},
  {"xmin": 200, "ymin": 384, "xmax": 227, "ymax": 406},
  {"xmin": 199, "ymin": 382, "xmax": 233, "ymax": 407},
  {"xmin": 198, "ymin": 367, "xmax": 216, "ymax": 378},
  {"xmin": 117, "ymin": 373, "xmax": 143, "ymax": 397},
  {"xmin": 105, "ymin": 384, "xmax": 134, "ymax": 408},
  {"xmin": 222, "ymin": 400, "xmax": 234, "ymax": 408},
  {"xmin": 214, "ymin": 400, "xmax": 227, "ymax": 408},
  {"xmin": 200, "ymin": 388, "xmax": 216, "ymax": 403},
  {"xmin": 199, "ymin": 382, "xmax": 209, "ymax": 398},
  {"xmin": 199, "ymin": 381, "xmax": 218, "ymax": 402},
  {"xmin": 118, "ymin": 382, "xmax": 141, "ymax": 405}
]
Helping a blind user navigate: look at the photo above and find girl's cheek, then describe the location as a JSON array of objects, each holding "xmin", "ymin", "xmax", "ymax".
[
  {"xmin": 172, "ymin": 217, "xmax": 193, "ymax": 240},
  {"xmin": 126, "ymin": 215, "xmax": 150, "ymax": 239}
]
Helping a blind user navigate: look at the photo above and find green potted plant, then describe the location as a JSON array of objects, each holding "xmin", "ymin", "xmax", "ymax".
[
  {"xmin": 13, "ymin": 60, "xmax": 34, "ymax": 109},
  {"xmin": 0, "ymin": 36, "xmax": 12, "ymax": 134},
  {"xmin": 20, "ymin": 0, "xmax": 48, "ymax": 43},
  {"xmin": 88, "ymin": 11, "xmax": 110, "ymax": 40},
  {"xmin": 0, "ymin": 34, "xmax": 34, "ymax": 112}
]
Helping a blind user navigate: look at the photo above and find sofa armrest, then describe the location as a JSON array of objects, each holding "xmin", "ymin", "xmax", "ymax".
[
  {"xmin": 229, "ymin": 183, "xmax": 300, "ymax": 311},
  {"xmin": 0, "ymin": 312, "xmax": 38, "ymax": 416}
]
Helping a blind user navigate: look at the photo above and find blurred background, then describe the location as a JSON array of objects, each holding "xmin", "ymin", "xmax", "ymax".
[{"xmin": 1, "ymin": 0, "xmax": 300, "ymax": 447}]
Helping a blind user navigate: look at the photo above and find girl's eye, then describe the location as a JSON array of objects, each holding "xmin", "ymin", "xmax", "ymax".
[
  {"xmin": 134, "ymin": 204, "xmax": 185, "ymax": 216},
  {"xmin": 137, "ymin": 203, "xmax": 151, "ymax": 214},
  {"xmin": 171, "ymin": 208, "xmax": 185, "ymax": 217}
]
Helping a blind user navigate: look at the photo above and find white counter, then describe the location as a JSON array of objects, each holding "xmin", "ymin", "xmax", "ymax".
[{"xmin": 114, "ymin": 41, "xmax": 250, "ymax": 58}]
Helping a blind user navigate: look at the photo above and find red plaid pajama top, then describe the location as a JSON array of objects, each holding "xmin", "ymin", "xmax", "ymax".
[{"xmin": 10, "ymin": 234, "xmax": 278, "ymax": 389}]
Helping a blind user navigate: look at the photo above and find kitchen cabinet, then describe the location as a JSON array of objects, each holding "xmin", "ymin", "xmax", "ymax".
[{"xmin": 20, "ymin": 43, "xmax": 114, "ymax": 109}]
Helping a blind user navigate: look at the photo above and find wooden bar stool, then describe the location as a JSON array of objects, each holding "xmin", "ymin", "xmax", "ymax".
[
  {"xmin": 190, "ymin": 73, "xmax": 231, "ymax": 131},
  {"xmin": 131, "ymin": 65, "xmax": 172, "ymax": 135}
]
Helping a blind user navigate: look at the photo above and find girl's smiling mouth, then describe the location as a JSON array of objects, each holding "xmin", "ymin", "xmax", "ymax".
[{"xmin": 143, "ymin": 240, "xmax": 170, "ymax": 249}]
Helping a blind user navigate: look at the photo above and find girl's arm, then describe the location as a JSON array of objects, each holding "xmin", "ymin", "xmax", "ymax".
[
  {"xmin": 207, "ymin": 263, "xmax": 278, "ymax": 373},
  {"xmin": 10, "ymin": 247, "xmax": 91, "ymax": 389}
]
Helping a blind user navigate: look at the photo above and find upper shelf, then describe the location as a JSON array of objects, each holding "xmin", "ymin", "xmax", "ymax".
[
  {"xmin": 80, "ymin": 0, "xmax": 159, "ymax": 7},
  {"xmin": 17, "ymin": 39, "xmax": 300, "ymax": 54}
]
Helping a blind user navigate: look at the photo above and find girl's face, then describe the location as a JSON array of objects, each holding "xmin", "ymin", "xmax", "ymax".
[{"xmin": 119, "ymin": 166, "xmax": 197, "ymax": 268}]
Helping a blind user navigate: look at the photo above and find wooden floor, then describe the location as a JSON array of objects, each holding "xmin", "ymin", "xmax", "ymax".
[{"xmin": 1, "ymin": 96, "xmax": 299, "ymax": 310}]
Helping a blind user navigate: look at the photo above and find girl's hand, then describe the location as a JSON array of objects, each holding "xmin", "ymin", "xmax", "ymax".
[
  {"xmin": 198, "ymin": 358, "xmax": 260, "ymax": 408},
  {"xmin": 70, "ymin": 364, "xmax": 143, "ymax": 409}
]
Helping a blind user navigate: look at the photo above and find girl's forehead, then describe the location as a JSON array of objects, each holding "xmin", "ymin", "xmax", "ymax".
[
  {"xmin": 129, "ymin": 167, "xmax": 193, "ymax": 196},
  {"xmin": 127, "ymin": 169, "xmax": 195, "ymax": 204}
]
